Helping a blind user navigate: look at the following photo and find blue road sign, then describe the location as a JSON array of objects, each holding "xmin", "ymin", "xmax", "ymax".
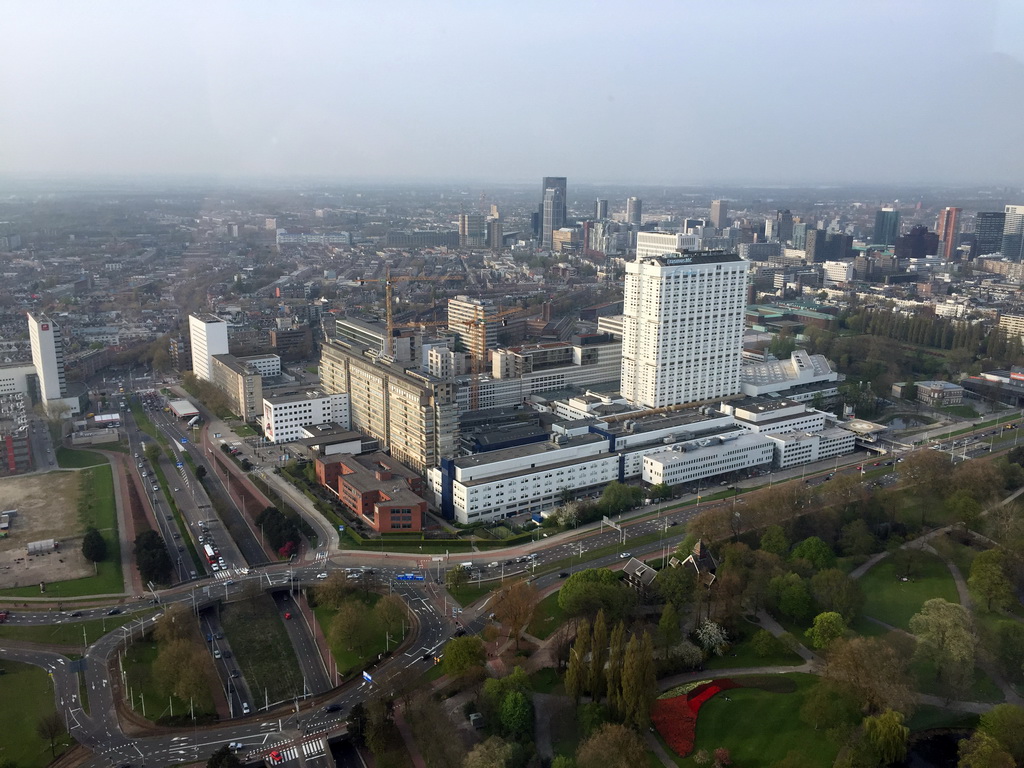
[
  {"xmin": 176, "ymin": 462, "xmax": 183, "ymax": 468},
  {"xmin": 338, "ymin": 525, "xmax": 345, "ymax": 532},
  {"xmin": 180, "ymin": 438, "xmax": 188, "ymax": 444},
  {"xmin": 362, "ymin": 670, "xmax": 373, "ymax": 683}
]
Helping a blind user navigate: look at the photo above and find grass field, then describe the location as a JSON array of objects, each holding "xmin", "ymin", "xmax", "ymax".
[
  {"xmin": 448, "ymin": 580, "xmax": 496, "ymax": 607},
  {"xmin": 122, "ymin": 635, "xmax": 215, "ymax": 722},
  {"xmin": 56, "ymin": 446, "xmax": 109, "ymax": 468},
  {"xmin": 684, "ymin": 673, "xmax": 837, "ymax": 768},
  {"xmin": 911, "ymin": 658, "xmax": 1003, "ymax": 703},
  {"xmin": 0, "ymin": 659, "xmax": 74, "ymax": 767},
  {"xmin": 233, "ymin": 424, "xmax": 257, "ymax": 437},
  {"xmin": 0, "ymin": 609, "xmax": 154, "ymax": 646},
  {"xmin": 527, "ymin": 591, "xmax": 566, "ymax": 640},
  {"xmin": 705, "ymin": 632, "xmax": 805, "ymax": 670},
  {"xmin": 221, "ymin": 594, "xmax": 305, "ymax": 706},
  {"xmin": 0, "ymin": 465, "xmax": 123, "ymax": 598},
  {"xmin": 859, "ymin": 552, "xmax": 959, "ymax": 630}
]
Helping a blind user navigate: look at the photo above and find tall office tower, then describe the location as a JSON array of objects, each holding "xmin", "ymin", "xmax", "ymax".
[
  {"xmin": 188, "ymin": 313, "xmax": 230, "ymax": 382},
  {"xmin": 776, "ymin": 210, "xmax": 794, "ymax": 243},
  {"xmin": 27, "ymin": 312, "xmax": 66, "ymax": 401},
  {"xmin": 710, "ymin": 199, "xmax": 728, "ymax": 230},
  {"xmin": 792, "ymin": 222, "xmax": 808, "ymax": 250},
  {"xmin": 873, "ymin": 207, "xmax": 901, "ymax": 246},
  {"xmin": 975, "ymin": 211, "xmax": 1006, "ymax": 257},
  {"xmin": 458, "ymin": 213, "xmax": 485, "ymax": 247},
  {"xmin": 541, "ymin": 186, "xmax": 565, "ymax": 248},
  {"xmin": 936, "ymin": 207, "xmax": 961, "ymax": 262},
  {"xmin": 621, "ymin": 250, "xmax": 749, "ymax": 409},
  {"xmin": 536, "ymin": 176, "xmax": 567, "ymax": 239},
  {"xmin": 1002, "ymin": 205, "xmax": 1024, "ymax": 262},
  {"xmin": 447, "ymin": 296, "xmax": 499, "ymax": 367},
  {"xmin": 595, "ymin": 199, "xmax": 609, "ymax": 220},
  {"xmin": 487, "ymin": 217, "xmax": 503, "ymax": 250},
  {"xmin": 626, "ymin": 197, "xmax": 643, "ymax": 226},
  {"xmin": 805, "ymin": 228, "xmax": 827, "ymax": 262},
  {"xmin": 764, "ymin": 219, "xmax": 777, "ymax": 240}
]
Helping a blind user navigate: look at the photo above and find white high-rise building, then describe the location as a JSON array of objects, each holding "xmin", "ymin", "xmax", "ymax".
[
  {"xmin": 188, "ymin": 314, "xmax": 230, "ymax": 382},
  {"xmin": 27, "ymin": 312, "xmax": 66, "ymax": 401},
  {"xmin": 635, "ymin": 232, "xmax": 700, "ymax": 260},
  {"xmin": 621, "ymin": 250, "xmax": 749, "ymax": 409}
]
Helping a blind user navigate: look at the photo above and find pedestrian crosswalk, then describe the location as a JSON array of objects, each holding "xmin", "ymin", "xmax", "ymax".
[
  {"xmin": 314, "ymin": 550, "xmax": 328, "ymax": 564},
  {"xmin": 301, "ymin": 738, "xmax": 325, "ymax": 758},
  {"xmin": 214, "ymin": 569, "xmax": 237, "ymax": 581},
  {"xmin": 278, "ymin": 746, "xmax": 299, "ymax": 762}
]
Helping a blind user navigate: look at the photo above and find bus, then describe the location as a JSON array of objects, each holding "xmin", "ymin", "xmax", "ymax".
[{"xmin": 203, "ymin": 544, "xmax": 216, "ymax": 563}]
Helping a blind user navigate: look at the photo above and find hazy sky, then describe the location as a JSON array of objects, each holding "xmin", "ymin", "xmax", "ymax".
[{"xmin": 3, "ymin": 0, "xmax": 1023, "ymax": 186}]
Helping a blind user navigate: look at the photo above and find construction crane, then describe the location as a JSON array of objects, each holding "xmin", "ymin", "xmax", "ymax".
[
  {"xmin": 357, "ymin": 267, "xmax": 465, "ymax": 358},
  {"xmin": 461, "ymin": 304, "xmax": 527, "ymax": 411}
]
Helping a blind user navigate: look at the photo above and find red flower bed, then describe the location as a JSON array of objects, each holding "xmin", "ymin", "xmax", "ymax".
[{"xmin": 652, "ymin": 679, "xmax": 739, "ymax": 757}]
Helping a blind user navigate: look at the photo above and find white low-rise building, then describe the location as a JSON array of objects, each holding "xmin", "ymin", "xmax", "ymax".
[
  {"xmin": 740, "ymin": 349, "xmax": 841, "ymax": 402},
  {"xmin": 719, "ymin": 397, "xmax": 828, "ymax": 434},
  {"xmin": 641, "ymin": 432, "xmax": 777, "ymax": 487},
  {"xmin": 766, "ymin": 427, "xmax": 857, "ymax": 469},
  {"xmin": 262, "ymin": 389, "xmax": 350, "ymax": 443},
  {"xmin": 238, "ymin": 354, "xmax": 281, "ymax": 377}
]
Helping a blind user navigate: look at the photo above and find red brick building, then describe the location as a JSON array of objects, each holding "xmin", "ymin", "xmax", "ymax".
[{"xmin": 316, "ymin": 452, "xmax": 427, "ymax": 533}]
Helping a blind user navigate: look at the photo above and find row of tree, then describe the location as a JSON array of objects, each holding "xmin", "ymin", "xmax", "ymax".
[
  {"xmin": 134, "ymin": 529, "xmax": 173, "ymax": 584},
  {"xmin": 254, "ymin": 506, "xmax": 301, "ymax": 559}
]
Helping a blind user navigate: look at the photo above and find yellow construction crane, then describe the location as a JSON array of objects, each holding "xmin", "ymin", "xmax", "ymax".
[{"xmin": 358, "ymin": 267, "xmax": 465, "ymax": 357}]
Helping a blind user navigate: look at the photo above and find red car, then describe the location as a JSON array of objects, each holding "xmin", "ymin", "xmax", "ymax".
[
  {"xmin": 284, "ymin": 612, "xmax": 291, "ymax": 620},
  {"xmin": 268, "ymin": 750, "xmax": 283, "ymax": 764}
]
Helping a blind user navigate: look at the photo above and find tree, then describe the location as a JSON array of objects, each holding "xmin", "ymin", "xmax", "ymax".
[
  {"xmin": 134, "ymin": 529, "xmax": 173, "ymax": 584},
  {"xmin": 346, "ymin": 701, "xmax": 368, "ymax": 746},
  {"xmin": 839, "ymin": 519, "xmax": 877, "ymax": 559},
  {"xmin": 81, "ymin": 526, "xmax": 107, "ymax": 563},
  {"xmin": 946, "ymin": 489, "xmax": 984, "ymax": 530},
  {"xmin": 799, "ymin": 680, "xmax": 860, "ymax": 731},
  {"xmin": 656, "ymin": 602, "xmax": 682, "ymax": 651},
  {"xmin": 823, "ymin": 637, "xmax": 915, "ymax": 715},
  {"xmin": 978, "ymin": 704, "xmax": 1024, "ymax": 764},
  {"xmin": 374, "ymin": 593, "xmax": 407, "ymax": 639},
  {"xmin": 750, "ymin": 629, "xmax": 783, "ymax": 658},
  {"xmin": 909, "ymin": 598, "xmax": 976, "ymax": 694},
  {"xmin": 144, "ymin": 442, "xmax": 161, "ymax": 465},
  {"xmin": 900, "ymin": 450, "xmax": 950, "ymax": 498},
  {"xmin": 769, "ymin": 573, "xmax": 813, "ymax": 623},
  {"xmin": 969, "ymin": 550, "xmax": 1014, "ymax": 612},
  {"xmin": 207, "ymin": 745, "xmax": 242, "ymax": 768},
  {"xmin": 499, "ymin": 689, "xmax": 532, "ymax": 739},
  {"xmin": 552, "ymin": 757, "xmax": 577, "ymax": 768},
  {"xmin": 364, "ymin": 696, "xmax": 394, "ymax": 756},
  {"xmin": 605, "ymin": 620, "xmax": 626, "ymax": 716},
  {"xmin": 559, "ymin": 568, "xmax": 632, "ymax": 620},
  {"xmin": 589, "ymin": 609, "xmax": 608, "ymax": 700},
  {"xmin": 442, "ymin": 635, "xmax": 485, "ymax": 679},
  {"xmin": 446, "ymin": 565, "xmax": 470, "ymax": 591},
  {"xmin": 995, "ymin": 621, "xmax": 1024, "ymax": 683},
  {"xmin": 620, "ymin": 632, "xmax": 656, "ymax": 729},
  {"xmin": 958, "ymin": 731, "xmax": 1015, "ymax": 768},
  {"xmin": 696, "ymin": 620, "xmax": 728, "ymax": 656},
  {"xmin": 863, "ymin": 709, "xmax": 909, "ymax": 764},
  {"xmin": 195, "ymin": 465, "xmax": 207, "ymax": 481},
  {"xmin": 790, "ymin": 536, "xmax": 836, "ymax": 571},
  {"xmin": 330, "ymin": 600, "xmax": 373, "ymax": 653},
  {"xmin": 576, "ymin": 723, "xmax": 646, "ymax": 768},
  {"xmin": 760, "ymin": 525, "xmax": 789, "ymax": 557},
  {"xmin": 464, "ymin": 736, "xmax": 514, "ymax": 768},
  {"xmin": 36, "ymin": 711, "xmax": 66, "ymax": 757},
  {"xmin": 810, "ymin": 569, "xmax": 864, "ymax": 622},
  {"xmin": 653, "ymin": 563, "xmax": 696, "ymax": 609},
  {"xmin": 493, "ymin": 580, "xmax": 538, "ymax": 650},
  {"xmin": 806, "ymin": 611, "xmax": 847, "ymax": 650},
  {"xmin": 598, "ymin": 481, "xmax": 644, "ymax": 516}
]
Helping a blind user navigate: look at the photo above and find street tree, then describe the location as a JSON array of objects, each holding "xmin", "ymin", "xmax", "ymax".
[
  {"xmin": 806, "ymin": 611, "xmax": 847, "ymax": 650},
  {"xmin": 863, "ymin": 709, "xmax": 909, "ymax": 764},
  {"xmin": 464, "ymin": 736, "xmax": 514, "ymax": 768},
  {"xmin": 759, "ymin": 525, "xmax": 789, "ymax": 557},
  {"xmin": 315, "ymin": 572, "xmax": 354, "ymax": 610},
  {"xmin": 330, "ymin": 600, "xmax": 373, "ymax": 652},
  {"xmin": 657, "ymin": 602, "xmax": 682, "ymax": 651},
  {"xmin": 493, "ymin": 580, "xmax": 538, "ymax": 650},
  {"xmin": 790, "ymin": 536, "xmax": 836, "ymax": 571},
  {"xmin": 605, "ymin": 620, "xmax": 626, "ymax": 716},
  {"xmin": 620, "ymin": 632, "xmax": 656, "ymax": 729},
  {"xmin": 81, "ymin": 526, "xmax": 107, "ymax": 563},
  {"xmin": 823, "ymin": 636, "xmax": 915, "ymax": 715},
  {"xmin": 900, "ymin": 449, "xmax": 950, "ymax": 498},
  {"xmin": 134, "ymin": 529, "xmax": 173, "ymax": 584},
  {"xmin": 499, "ymin": 689, "xmax": 532, "ymax": 739},
  {"xmin": 576, "ymin": 723, "xmax": 646, "ymax": 768},
  {"xmin": 446, "ymin": 565, "xmax": 470, "ymax": 591},
  {"xmin": 442, "ymin": 635, "xmax": 485, "ymax": 679},
  {"xmin": 968, "ymin": 550, "xmax": 1014, "ymax": 612},
  {"xmin": 346, "ymin": 701, "xmax": 367, "ymax": 746},
  {"xmin": 373, "ymin": 593, "xmax": 408, "ymax": 639},
  {"xmin": 36, "ymin": 711, "xmax": 66, "ymax": 757},
  {"xmin": 909, "ymin": 598, "xmax": 976, "ymax": 694},
  {"xmin": 810, "ymin": 568, "xmax": 864, "ymax": 622},
  {"xmin": 589, "ymin": 609, "xmax": 608, "ymax": 700}
]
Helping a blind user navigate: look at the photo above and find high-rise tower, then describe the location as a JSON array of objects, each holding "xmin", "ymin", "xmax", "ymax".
[
  {"xmin": 873, "ymin": 207, "xmax": 901, "ymax": 246},
  {"xmin": 536, "ymin": 177, "xmax": 567, "ymax": 240},
  {"xmin": 936, "ymin": 207, "xmax": 961, "ymax": 262},
  {"xmin": 541, "ymin": 186, "xmax": 565, "ymax": 248},
  {"xmin": 595, "ymin": 199, "xmax": 609, "ymax": 220},
  {"xmin": 188, "ymin": 313, "xmax": 230, "ymax": 382},
  {"xmin": 620, "ymin": 250, "xmax": 748, "ymax": 409},
  {"xmin": 710, "ymin": 199, "xmax": 728, "ymax": 230},
  {"xmin": 27, "ymin": 312, "xmax": 66, "ymax": 401},
  {"xmin": 1002, "ymin": 205, "xmax": 1024, "ymax": 262},
  {"xmin": 975, "ymin": 211, "xmax": 1006, "ymax": 257},
  {"xmin": 626, "ymin": 197, "xmax": 643, "ymax": 226}
]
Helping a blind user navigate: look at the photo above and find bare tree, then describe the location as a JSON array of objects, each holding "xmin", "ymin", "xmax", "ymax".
[
  {"xmin": 493, "ymin": 579, "xmax": 539, "ymax": 649},
  {"xmin": 36, "ymin": 711, "xmax": 66, "ymax": 757}
]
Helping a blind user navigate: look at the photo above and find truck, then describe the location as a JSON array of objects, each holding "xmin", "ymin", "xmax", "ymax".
[
  {"xmin": 187, "ymin": 415, "xmax": 200, "ymax": 428},
  {"xmin": 203, "ymin": 544, "xmax": 217, "ymax": 563}
]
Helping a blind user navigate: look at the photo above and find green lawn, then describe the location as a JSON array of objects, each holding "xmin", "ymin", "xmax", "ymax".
[
  {"xmin": 448, "ymin": 580, "xmax": 497, "ymax": 608},
  {"xmin": 911, "ymin": 659, "xmax": 1003, "ymax": 703},
  {"xmin": 56, "ymin": 446, "xmax": 109, "ymax": 468},
  {"xmin": 233, "ymin": 424, "xmax": 257, "ymax": 437},
  {"xmin": 0, "ymin": 660, "xmax": 74, "ymax": 767},
  {"xmin": 0, "ymin": 465, "xmax": 123, "ymax": 598},
  {"xmin": 122, "ymin": 636, "xmax": 215, "ymax": 722},
  {"xmin": 315, "ymin": 592, "xmax": 408, "ymax": 680},
  {"xmin": 859, "ymin": 552, "xmax": 959, "ymax": 630},
  {"xmin": 0, "ymin": 609, "xmax": 154, "ymax": 646},
  {"xmin": 705, "ymin": 632, "xmax": 805, "ymax": 670},
  {"xmin": 221, "ymin": 594, "xmax": 305, "ymax": 706},
  {"xmin": 683, "ymin": 673, "xmax": 838, "ymax": 768},
  {"xmin": 527, "ymin": 591, "xmax": 566, "ymax": 640}
]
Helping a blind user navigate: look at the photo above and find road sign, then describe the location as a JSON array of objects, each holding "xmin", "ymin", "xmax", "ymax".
[
  {"xmin": 338, "ymin": 525, "xmax": 345, "ymax": 531},
  {"xmin": 176, "ymin": 462, "xmax": 183, "ymax": 468},
  {"xmin": 180, "ymin": 438, "xmax": 188, "ymax": 444},
  {"xmin": 362, "ymin": 671, "xmax": 373, "ymax": 683}
]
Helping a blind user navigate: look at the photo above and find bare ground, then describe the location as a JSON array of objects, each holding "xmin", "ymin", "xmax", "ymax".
[{"xmin": 0, "ymin": 471, "xmax": 93, "ymax": 587}]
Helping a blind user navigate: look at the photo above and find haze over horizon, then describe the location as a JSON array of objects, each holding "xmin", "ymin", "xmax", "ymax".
[{"xmin": 3, "ymin": 0, "xmax": 1024, "ymax": 187}]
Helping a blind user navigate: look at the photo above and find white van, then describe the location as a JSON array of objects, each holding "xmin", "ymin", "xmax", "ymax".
[{"xmin": 459, "ymin": 562, "xmax": 473, "ymax": 569}]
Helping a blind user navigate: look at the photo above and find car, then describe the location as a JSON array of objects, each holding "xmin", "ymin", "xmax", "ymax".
[
  {"xmin": 107, "ymin": 608, "xmax": 121, "ymax": 615},
  {"xmin": 134, "ymin": 453, "xmax": 139, "ymax": 458},
  {"xmin": 619, "ymin": 552, "xmax": 632, "ymax": 559},
  {"xmin": 152, "ymin": 485, "xmax": 159, "ymax": 492},
  {"xmin": 230, "ymin": 669, "xmax": 240, "ymax": 678},
  {"xmin": 211, "ymin": 563, "xmax": 219, "ymax": 572},
  {"xmin": 177, "ymin": 545, "xmax": 184, "ymax": 552},
  {"xmin": 488, "ymin": 561, "xmax": 499, "ymax": 568},
  {"xmin": 141, "ymin": 471, "xmax": 147, "ymax": 477},
  {"xmin": 422, "ymin": 653, "xmax": 432, "ymax": 661},
  {"xmin": 284, "ymin": 612, "xmax": 292, "ymax": 620},
  {"xmin": 316, "ymin": 572, "xmax": 328, "ymax": 580},
  {"xmin": 172, "ymin": 532, "xmax": 180, "ymax": 539},
  {"xmin": 165, "ymin": 514, "xmax": 172, "ymax": 521},
  {"xmin": 669, "ymin": 521, "xmax": 679, "ymax": 527},
  {"xmin": 70, "ymin": 611, "xmax": 82, "ymax": 617},
  {"xmin": 241, "ymin": 702, "xmax": 251, "ymax": 715},
  {"xmin": 137, "ymin": 462, "xmax": 143, "ymax": 468},
  {"xmin": 453, "ymin": 627, "xmax": 466, "ymax": 637},
  {"xmin": 215, "ymin": 632, "xmax": 224, "ymax": 639},
  {"xmin": 324, "ymin": 703, "xmax": 341, "ymax": 712},
  {"xmin": 558, "ymin": 572, "xmax": 569, "ymax": 578},
  {"xmin": 228, "ymin": 743, "xmax": 244, "ymax": 752},
  {"xmin": 198, "ymin": 536, "xmax": 204, "ymax": 543},
  {"xmin": 268, "ymin": 750, "xmax": 282, "ymax": 764},
  {"xmin": 224, "ymin": 579, "xmax": 235, "ymax": 585},
  {"xmin": 213, "ymin": 649, "xmax": 222, "ymax": 659},
  {"xmin": 173, "ymin": 487, "xmax": 179, "ymax": 492}
]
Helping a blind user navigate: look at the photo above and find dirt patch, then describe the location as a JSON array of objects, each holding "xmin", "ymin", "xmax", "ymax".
[{"xmin": 0, "ymin": 471, "xmax": 93, "ymax": 588}]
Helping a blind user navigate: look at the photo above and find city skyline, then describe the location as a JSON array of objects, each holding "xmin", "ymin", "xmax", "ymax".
[{"xmin": 3, "ymin": 0, "xmax": 1024, "ymax": 186}]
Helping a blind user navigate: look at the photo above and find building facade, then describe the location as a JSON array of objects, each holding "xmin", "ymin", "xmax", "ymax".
[
  {"xmin": 28, "ymin": 312, "xmax": 66, "ymax": 401},
  {"xmin": 188, "ymin": 314, "xmax": 230, "ymax": 382},
  {"xmin": 210, "ymin": 354, "xmax": 263, "ymax": 422},
  {"xmin": 621, "ymin": 250, "xmax": 749, "ymax": 408},
  {"xmin": 262, "ymin": 389, "xmax": 350, "ymax": 443}
]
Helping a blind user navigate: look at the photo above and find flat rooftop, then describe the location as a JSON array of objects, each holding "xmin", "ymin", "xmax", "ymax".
[
  {"xmin": 264, "ymin": 388, "xmax": 330, "ymax": 405},
  {"xmin": 453, "ymin": 432, "xmax": 605, "ymax": 470}
]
